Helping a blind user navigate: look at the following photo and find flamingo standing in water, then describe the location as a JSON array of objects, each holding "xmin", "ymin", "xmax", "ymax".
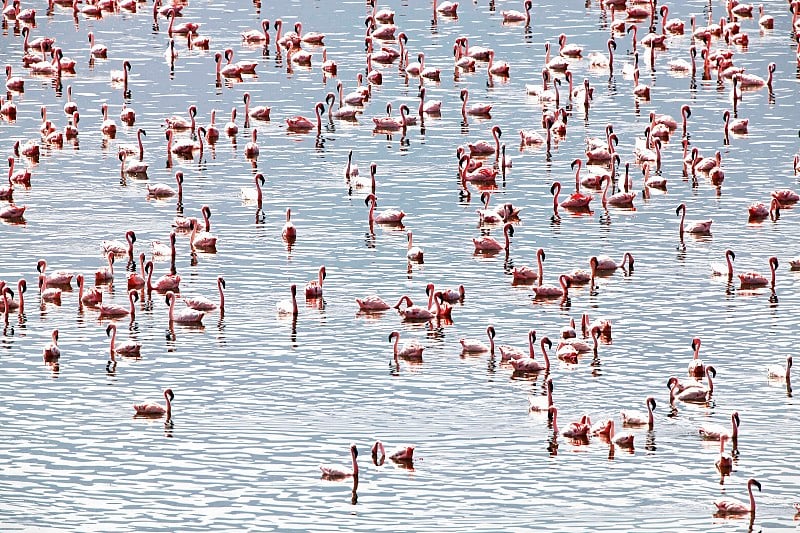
[
  {"xmin": 106, "ymin": 323, "xmax": 141, "ymax": 357},
  {"xmin": 305, "ymin": 266, "xmax": 326, "ymax": 298},
  {"xmin": 356, "ymin": 294, "xmax": 391, "ymax": 312},
  {"xmin": 551, "ymin": 180, "xmax": 592, "ymax": 210},
  {"xmin": 713, "ymin": 478, "xmax": 761, "ymax": 517},
  {"xmin": 320, "ymin": 444, "xmax": 359, "ymax": 479},
  {"xmin": 133, "ymin": 388, "xmax": 174, "ymax": 419}
]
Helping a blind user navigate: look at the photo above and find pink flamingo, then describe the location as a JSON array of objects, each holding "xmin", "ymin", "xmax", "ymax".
[
  {"xmin": 147, "ymin": 170, "xmax": 183, "ymax": 199},
  {"xmin": 393, "ymin": 295, "xmax": 434, "ymax": 321},
  {"xmin": 372, "ymin": 103, "xmax": 409, "ymax": 132},
  {"xmin": 0, "ymin": 279, "xmax": 25, "ymax": 313},
  {"xmin": 356, "ymin": 294, "xmax": 391, "ymax": 312},
  {"xmin": 748, "ymin": 198, "xmax": 780, "ymax": 222},
  {"xmin": 87, "ymin": 31, "xmax": 107, "ymax": 58},
  {"xmin": 8, "ymin": 157, "xmax": 31, "ymax": 187},
  {"xmin": 711, "ymin": 249, "xmax": 737, "ymax": 279},
  {"xmin": 0, "ymin": 203, "xmax": 25, "ymax": 220},
  {"xmin": 771, "ymin": 188, "xmax": 800, "ymax": 207},
  {"xmin": 224, "ymin": 108, "xmax": 239, "ymax": 136},
  {"xmin": 601, "ymin": 175, "xmax": 635, "ymax": 208},
  {"xmin": 276, "ymin": 285, "xmax": 298, "ymax": 316},
  {"xmin": 94, "ymin": 252, "xmax": 115, "ymax": 285},
  {"xmin": 243, "ymin": 129, "xmax": 259, "ymax": 160},
  {"xmin": 502, "ymin": 0, "xmax": 532, "ymax": 24},
  {"xmin": 532, "ymin": 274, "xmax": 570, "ymax": 299},
  {"xmin": 550, "ymin": 181, "xmax": 592, "ymax": 210},
  {"xmin": 565, "ymin": 256, "xmax": 599, "ymax": 286},
  {"xmin": 305, "ymin": 266, "xmax": 326, "ymax": 298},
  {"xmin": 127, "ymin": 253, "xmax": 147, "ymax": 291},
  {"xmin": 460, "ymin": 88, "xmax": 492, "ymax": 117},
  {"xmin": 608, "ymin": 420, "xmax": 634, "ymax": 449},
  {"xmin": 183, "ymin": 277, "xmax": 225, "ymax": 312},
  {"xmin": 440, "ymin": 285, "xmax": 465, "ymax": 303},
  {"xmin": 36, "ymin": 259, "xmax": 73, "ymax": 286},
  {"xmin": 687, "ymin": 337, "xmax": 705, "ymax": 378},
  {"xmin": 282, "ymin": 208, "xmax": 297, "ymax": 243},
  {"xmin": 165, "ymin": 105, "xmax": 198, "ymax": 131},
  {"xmin": 243, "ymin": 93, "xmax": 271, "ymax": 123},
  {"xmin": 699, "ymin": 412, "xmax": 740, "ymax": 441},
  {"xmin": 99, "ymin": 289, "xmax": 139, "ymax": 319},
  {"xmin": 738, "ymin": 256, "xmax": 778, "ymax": 288},
  {"xmin": 716, "ymin": 434, "xmax": 733, "ymax": 480},
  {"xmin": 100, "ymin": 103, "xmax": 117, "ymax": 137},
  {"xmin": 166, "ymin": 8, "xmax": 199, "ymax": 35},
  {"xmin": 241, "ymin": 20, "xmax": 270, "ymax": 44},
  {"xmin": 660, "ymin": 5, "xmax": 685, "ymax": 33},
  {"xmin": 620, "ymin": 397, "xmax": 656, "ymax": 428},
  {"xmin": 676, "ymin": 203, "xmax": 712, "ymax": 237},
  {"xmin": 713, "ymin": 478, "xmax": 761, "ymax": 517},
  {"xmin": 459, "ymin": 155, "xmax": 497, "ymax": 184},
  {"xmin": 486, "ymin": 50, "xmax": 510, "ymax": 77},
  {"xmin": 558, "ymin": 33, "xmax": 583, "ymax": 57},
  {"xmin": 459, "ymin": 325, "xmax": 495, "ymax": 354},
  {"xmin": 165, "ymin": 291, "xmax": 204, "ymax": 324},
  {"xmin": 468, "ymin": 125, "xmax": 502, "ymax": 157},
  {"xmin": 38, "ymin": 275, "xmax": 61, "ymax": 305},
  {"xmin": 365, "ymin": 194, "xmax": 405, "ymax": 225},
  {"xmin": 675, "ymin": 366, "xmax": 715, "ymax": 402},
  {"xmin": 722, "ymin": 110, "xmax": 748, "ymax": 139},
  {"xmin": 512, "ymin": 247, "xmax": 544, "ymax": 285},
  {"xmin": 434, "ymin": 0, "xmax": 458, "ymax": 16},
  {"xmin": 389, "ymin": 330, "xmax": 425, "ymax": 361},
  {"xmin": 473, "ymin": 222, "xmax": 514, "ymax": 253},
  {"xmin": 320, "ymin": 444, "xmax": 359, "ymax": 479},
  {"xmin": 593, "ymin": 252, "xmax": 634, "ymax": 273},
  {"xmin": 106, "ymin": 323, "xmax": 141, "ymax": 357},
  {"xmin": 43, "ymin": 329, "xmax": 61, "ymax": 364},
  {"xmin": 510, "ymin": 334, "xmax": 551, "ymax": 373},
  {"xmin": 406, "ymin": 232, "xmax": 424, "ymax": 263},
  {"xmin": 757, "ymin": 4, "xmax": 773, "ymax": 29},
  {"xmin": 119, "ymin": 152, "xmax": 148, "ymax": 175},
  {"xmin": 286, "ymin": 102, "xmax": 324, "ymax": 133},
  {"xmin": 77, "ymin": 274, "xmax": 102, "ymax": 307},
  {"xmin": 133, "ymin": 389, "xmax": 174, "ymax": 419},
  {"xmin": 145, "ymin": 261, "xmax": 181, "ymax": 294},
  {"xmin": 736, "ymin": 63, "xmax": 775, "ymax": 89}
]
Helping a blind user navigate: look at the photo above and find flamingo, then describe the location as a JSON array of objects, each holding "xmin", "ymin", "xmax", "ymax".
[
  {"xmin": 147, "ymin": 170, "xmax": 183, "ymax": 200},
  {"xmin": 77, "ymin": 274, "xmax": 101, "ymax": 307},
  {"xmin": 736, "ymin": 63, "xmax": 775, "ymax": 89},
  {"xmin": 738, "ymin": 256, "xmax": 778, "ymax": 288},
  {"xmin": 165, "ymin": 291, "xmax": 204, "ymax": 325},
  {"xmin": 99, "ymin": 289, "xmax": 139, "ymax": 319},
  {"xmin": 747, "ymin": 198, "xmax": 780, "ymax": 222},
  {"xmin": 716, "ymin": 434, "xmax": 733, "ymax": 481},
  {"xmin": 241, "ymin": 20, "xmax": 270, "ymax": 44},
  {"xmin": 0, "ymin": 279, "xmax": 25, "ymax": 313},
  {"xmin": 106, "ymin": 323, "xmax": 141, "ymax": 357},
  {"xmin": 320, "ymin": 444, "xmax": 359, "ymax": 479},
  {"xmin": 460, "ymin": 88, "xmax": 492, "ymax": 118},
  {"xmin": 528, "ymin": 378, "xmax": 554, "ymax": 412},
  {"xmin": 433, "ymin": 0, "xmax": 458, "ymax": 16},
  {"xmin": 676, "ymin": 203, "xmax": 712, "ymax": 238},
  {"xmin": 166, "ymin": 105, "xmax": 198, "ymax": 131},
  {"xmin": 36, "ymin": 259, "xmax": 73, "ymax": 286},
  {"xmin": 145, "ymin": 261, "xmax": 180, "ymax": 294},
  {"xmin": 501, "ymin": 1, "xmax": 532, "ymax": 24},
  {"xmin": 601, "ymin": 175, "xmax": 635, "ymax": 208},
  {"xmin": 372, "ymin": 103, "xmax": 409, "ymax": 132},
  {"xmin": 305, "ymin": 267, "xmax": 326, "ymax": 298},
  {"xmin": 722, "ymin": 110, "xmax": 748, "ymax": 139},
  {"xmin": 393, "ymin": 295, "xmax": 434, "ymax": 321},
  {"xmin": 687, "ymin": 337, "xmax": 706, "ymax": 378},
  {"xmin": 532, "ymin": 274, "xmax": 570, "ymax": 300},
  {"xmin": 565, "ymin": 256, "xmax": 599, "ymax": 287},
  {"xmin": 440, "ymin": 285, "xmax": 465, "ymax": 303},
  {"xmin": 549, "ymin": 407, "xmax": 591, "ymax": 440},
  {"xmin": 473, "ymin": 223, "xmax": 514, "ymax": 253},
  {"xmin": 286, "ymin": 102, "xmax": 324, "ymax": 132},
  {"xmin": 389, "ymin": 330, "xmax": 425, "ymax": 361},
  {"xmin": 276, "ymin": 284, "xmax": 299, "ymax": 316},
  {"xmin": 0, "ymin": 203, "xmax": 25, "ymax": 220},
  {"xmin": 282, "ymin": 208, "xmax": 297, "ymax": 243},
  {"xmin": 699, "ymin": 412, "xmax": 740, "ymax": 441},
  {"xmin": 166, "ymin": 8, "xmax": 200, "ymax": 36},
  {"xmin": 365, "ymin": 194, "xmax": 405, "ymax": 225},
  {"xmin": 512, "ymin": 247, "xmax": 544, "ymax": 285},
  {"xmin": 486, "ymin": 50, "xmax": 510, "ymax": 77},
  {"xmin": 406, "ymin": 232, "xmax": 424, "ymax": 263},
  {"xmin": 119, "ymin": 151, "xmax": 148, "ymax": 175},
  {"xmin": 183, "ymin": 277, "xmax": 225, "ymax": 312},
  {"xmin": 356, "ymin": 294, "xmax": 391, "ymax": 312},
  {"xmin": 608, "ymin": 420, "xmax": 634, "ymax": 449},
  {"xmin": 43, "ymin": 329, "xmax": 61, "ymax": 364},
  {"xmin": 551, "ymin": 181, "xmax": 592, "ymax": 211},
  {"xmin": 771, "ymin": 188, "xmax": 800, "ymax": 207},
  {"xmin": 674, "ymin": 366, "xmax": 716, "ymax": 403},
  {"xmin": 659, "ymin": 5, "xmax": 685, "ymax": 34},
  {"xmin": 243, "ymin": 93, "xmax": 271, "ymax": 123},
  {"xmin": 593, "ymin": 252, "xmax": 634, "ymax": 273},
  {"xmin": 459, "ymin": 155, "xmax": 497, "ymax": 184},
  {"xmin": 224, "ymin": 108, "xmax": 239, "ymax": 136},
  {"xmin": 94, "ymin": 252, "xmax": 115, "ymax": 285},
  {"xmin": 100, "ymin": 103, "xmax": 117, "ymax": 137},
  {"xmin": 133, "ymin": 389, "xmax": 174, "ymax": 421},
  {"xmin": 767, "ymin": 355, "xmax": 792, "ymax": 381},
  {"xmin": 127, "ymin": 253, "xmax": 147, "ymax": 291},
  {"xmin": 87, "ymin": 31, "xmax": 107, "ymax": 58},
  {"xmin": 620, "ymin": 397, "xmax": 656, "ymax": 428},
  {"xmin": 459, "ymin": 325, "xmax": 495, "ymax": 354},
  {"xmin": 713, "ymin": 479, "xmax": 761, "ymax": 517},
  {"xmin": 244, "ymin": 130, "xmax": 259, "ymax": 160},
  {"xmin": 510, "ymin": 335, "xmax": 552, "ymax": 373}
]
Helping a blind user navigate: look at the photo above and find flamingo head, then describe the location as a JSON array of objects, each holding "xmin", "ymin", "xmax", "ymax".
[
  {"xmin": 647, "ymin": 397, "xmax": 656, "ymax": 412},
  {"xmin": 105, "ymin": 324, "xmax": 115, "ymax": 336},
  {"xmin": 691, "ymin": 337, "xmax": 701, "ymax": 351},
  {"xmin": 164, "ymin": 389, "xmax": 175, "ymax": 402}
]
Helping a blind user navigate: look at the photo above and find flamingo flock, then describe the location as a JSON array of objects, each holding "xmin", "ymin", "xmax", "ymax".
[{"xmin": 1, "ymin": 0, "xmax": 800, "ymax": 525}]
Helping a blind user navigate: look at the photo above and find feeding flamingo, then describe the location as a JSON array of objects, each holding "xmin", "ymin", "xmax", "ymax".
[{"xmin": 356, "ymin": 294, "xmax": 391, "ymax": 312}]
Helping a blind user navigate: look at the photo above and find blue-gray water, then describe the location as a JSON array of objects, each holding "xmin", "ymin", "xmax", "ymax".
[{"xmin": 1, "ymin": 0, "xmax": 799, "ymax": 530}]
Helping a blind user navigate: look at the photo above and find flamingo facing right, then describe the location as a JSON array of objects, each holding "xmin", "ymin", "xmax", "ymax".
[
  {"xmin": 320, "ymin": 444, "xmax": 359, "ymax": 479},
  {"xmin": 713, "ymin": 478, "xmax": 761, "ymax": 517}
]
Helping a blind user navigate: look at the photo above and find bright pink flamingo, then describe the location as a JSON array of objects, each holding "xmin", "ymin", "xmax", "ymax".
[
  {"xmin": 473, "ymin": 222, "xmax": 514, "ymax": 253},
  {"xmin": 389, "ymin": 330, "xmax": 424, "ymax": 361},
  {"xmin": 512, "ymin": 247, "xmax": 544, "ymax": 285},
  {"xmin": 771, "ymin": 188, "xmax": 800, "ymax": 207},
  {"xmin": 127, "ymin": 253, "xmax": 147, "ymax": 291},
  {"xmin": 459, "ymin": 325, "xmax": 495, "ymax": 354},
  {"xmin": 286, "ymin": 102, "xmax": 324, "ymax": 132},
  {"xmin": 99, "ymin": 289, "xmax": 139, "ymax": 319},
  {"xmin": 714, "ymin": 478, "xmax": 761, "ymax": 517},
  {"xmin": 165, "ymin": 291, "xmax": 204, "ymax": 324},
  {"xmin": 276, "ymin": 284, "xmax": 298, "ymax": 316},
  {"xmin": 620, "ymin": 397, "xmax": 656, "ymax": 428},
  {"xmin": 133, "ymin": 389, "xmax": 174, "ymax": 419},
  {"xmin": 738, "ymin": 256, "xmax": 778, "ymax": 288},
  {"xmin": 77, "ymin": 274, "xmax": 102, "ymax": 307},
  {"xmin": 320, "ymin": 444, "xmax": 359, "ymax": 479},
  {"xmin": 183, "ymin": 277, "xmax": 225, "ymax": 312},
  {"xmin": 94, "ymin": 252, "xmax": 115, "ymax": 285},
  {"xmin": 550, "ymin": 181, "xmax": 592, "ymax": 211},
  {"xmin": 748, "ymin": 198, "xmax": 780, "ymax": 222},
  {"xmin": 305, "ymin": 267, "xmax": 326, "ymax": 298},
  {"xmin": 282, "ymin": 208, "xmax": 297, "ymax": 243},
  {"xmin": 676, "ymin": 203, "xmax": 712, "ymax": 237},
  {"xmin": 106, "ymin": 323, "xmax": 141, "ymax": 357}
]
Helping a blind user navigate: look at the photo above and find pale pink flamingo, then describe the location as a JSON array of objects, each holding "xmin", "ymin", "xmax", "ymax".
[
  {"xmin": 389, "ymin": 330, "xmax": 425, "ymax": 361},
  {"xmin": 286, "ymin": 102, "xmax": 324, "ymax": 133},
  {"xmin": 676, "ymin": 203, "xmax": 712, "ymax": 237},
  {"xmin": 133, "ymin": 389, "xmax": 174, "ymax": 420},
  {"xmin": 224, "ymin": 108, "xmax": 239, "ymax": 136},
  {"xmin": 119, "ymin": 151, "xmax": 148, "ymax": 175},
  {"xmin": 767, "ymin": 355, "xmax": 792, "ymax": 381},
  {"xmin": 43, "ymin": 329, "xmax": 60, "ymax": 364},
  {"xmin": 372, "ymin": 103, "xmax": 409, "ymax": 132},
  {"xmin": 183, "ymin": 276, "xmax": 225, "ymax": 312},
  {"xmin": 274, "ymin": 19, "xmax": 299, "ymax": 49},
  {"xmin": 117, "ymin": 128, "xmax": 147, "ymax": 161},
  {"xmin": 528, "ymin": 378, "xmax": 554, "ymax": 412},
  {"xmin": 320, "ymin": 444, "xmax": 359, "ymax": 479},
  {"xmin": 459, "ymin": 325, "xmax": 495, "ymax": 354},
  {"xmin": 748, "ymin": 198, "xmax": 780, "ymax": 222},
  {"xmin": 166, "ymin": 8, "xmax": 199, "ymax": 35},
  {"xmin": 699, "ymin": 412, "xmax": 740, "ymax": 441},
  {"xmin": 601, "ymin": 175, "xmax": 635, "ymax": 208},
  {"xmin": 36, "ymin": 259, "xmax": 73, "ymax": 286},
  {"xmin": 244, "ymin": 129, "xmax": 259, "ymax": 160},
  {"xmin": 365, "ymin": 194, "xmax": 405, "ymax": 225},
  {"xmin": 94, "ymin": 252, "xmax": 115, "ymax": 285},
  {"xmin": 711, "ymin": 249, "xmax": 737, "ymax": 278},
  {"xmin": 165, "ymin": 290, "xmax": 204, "ymax": 324},
  {"xmin": 486, "ymin": 50, "xmax": 510, "ymax": 77},
  {"xmin": 440, "ymin": 285, "xmax": 465, "ymax": 303},
  {"xmin": 458, "ymin": 37, "xmax": 492, "ymax": 61},
  {"xmin": 276, "ymin": 284, "xmax": 298, "ymax": 316},
  {"xmin": 145, "ymin": 261, "xmax": 181, "ymax": 294},
  {"xmin": 722, "ymin": 110, "xmax": 748, "ymax": 141},
  {"xmin": 632, "ymin": 66, "xmax": 650, "ymax": 99},
  {"xmin": 77, "ymin": 274, "xmax": 101, "ymax": 307},
  {"xmin": 344, "ymin": 150, "xmax": 360, "ymax": 181},
  {"xmin": 87, "ymin": 31, "xmax": 107, "ymax": 58},
  {"xmin": 558, "ymin": 33, "xmax": 583, "ymax": 58},
  {"xmin": 243, "ymin": 93, "xmax": 271, "ymax": 123},
  {"xmin": 468, "ymin": 125, "xmax": 502, "ymax": 157},
  {"xmin": 735, "ymin": 63, "xmax": 775, "ymax": 90},
  {"xmin": 757, "ymin": 4, "xmax": 773, "ymax": 28},
  {"xmin": 501, "ymin": 0, "xmax": 532, "ymax": 24},
  {"xmin": 215, "ymin": 51, "xmax": 243, "ymax": 78},
  {"xmin": 476, "ymin": 191, "xmax": 507, "ymax": 225},
  {"xmin": 406, "ymin": 232, "xmax": 424, "ymax": 263},
  {"xmin": 416, "ymin": 87, "xmax": 441, "ymax": 118},
  {"xmin": 166, "ymin": 105, "xmax": 197, "ymax": 131},
  {"xmin": 371, "ymin": 0, "xmax": 395, "ymax": 23},
  {"xmin": 8, "ymin": 157, "xmax": 31, "ymax": 187},
  {"xmin": 675, "ymin": 365, "xmax": 716, "ymax": 403},
  {"xmin": 687, "ymin": 337, "xmax": 706, "ymax": 378},
  {"xmin": 305, "ymin": 267, "xmax": 326, "ymax": 298},
  {"xmin": 100, "ymin": 103, "xmax": 116, "ymax": 137},
  {"xmin": 281, "ymin": 208, "xmax": 297, "ymax": 243},
  {"xmin": 147, "ymin": 170, "xmax": 183, "ymax": 199},
  {"xmin": 565, "ymin": 256, "xmax": 599, "ymax": 287},
  {"xmin": 356, "ymin": 294, "xmax": 391, "ymax": 312},
  {"xmin": 713, "ymin": 478, "xmax": 761, "ymax": 517},
  {"xmin": 434, "ymin": 0, "xmax": 458, "ymax": 16},
  {"xmin": 511, "ymin": 334, "xmax": 552, "ymax": 373},
  {"xmin": 393, "ymin": 295, "xmax": 434, "ymax": 321},
  {"xmin": 106, "ymin": 323, "xmax": 141, "ymax": 357},
  {"xmin": 588, "ymin": 38, "xmax": 616, "ymax": 73},
  {"xmin": 620, "ymin": 397, "xmax": 656, "ymax": 428},
  {"xmin": 593, "ymin": 252, "xmax": 634, "ymax": 273},
  {"xmin": 99, "ymin": 289, "xmax": 139, "ymax": 319},
  {"xmin": 324, "ymin": 92, "xmax": 359, "ymax": 121},
  {"xmin": 473, "ymin": 222, "xmax": 514, "ymax": 253},
  {"xmin": 37, "ymin": 275, "xmax": 61, "ymax": 305},
  {"xmin": 513, "ymin": 247, "xmax": 544, "ymax": 285},
  {"xmin": 715, "ymin": 433, "xmax": 733, "ymax": 481},
  {"xmin": 608, "ymin": 420, "xmax": 634, "ymax": 449},
  {"xmin": 738, "ymin": 256, "xmax": 778, "ymax": 288},
  {"xmin": 459, "ymin": 155, "xmax": 497, "ymax": 184},
  {"xmin": 241, "ymin": 20, "xmax": 270, "ymax": 44},
  {"xmin": 0, "ymin": 279, "xmax": 24, "ymax": 313},
  {"xmin": 659, "ymin": 5, "xmax": 685, "ymax": 33},
  {"xmin": 532, "ymin": 274, "xmax": 570, "ymax": 300},
  {"xmin": 460, "ymin": 88, "xmax": 492, "ymax": 118},
  {"xmin": 365, "ymin": 16, "xmax": 397, "ymax": 41}
]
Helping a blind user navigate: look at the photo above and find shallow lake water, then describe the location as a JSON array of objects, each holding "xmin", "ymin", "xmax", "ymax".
[{"xmin": 1, "ymin": 0, "xmax": 799, "ymax": 530}]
